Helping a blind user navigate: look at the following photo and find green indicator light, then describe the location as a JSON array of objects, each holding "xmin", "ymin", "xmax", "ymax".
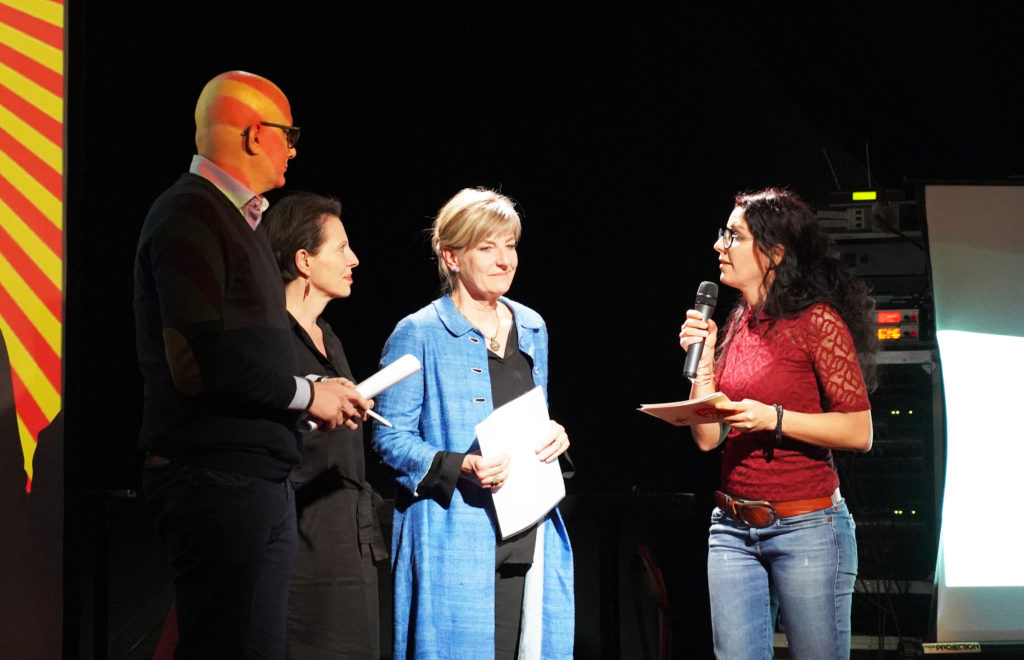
[{"xmin": 852, "ymin": 191, "xmax": 877, "ymax": 201}]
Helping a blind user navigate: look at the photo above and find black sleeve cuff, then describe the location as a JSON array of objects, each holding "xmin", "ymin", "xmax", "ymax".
[
  {"xmin": 559, "ymin": 450, "xmax": 576, "ymax": 479},
  {"xmin": 417, "ymin": 451, "xmax": 466, "ymax": 508}
]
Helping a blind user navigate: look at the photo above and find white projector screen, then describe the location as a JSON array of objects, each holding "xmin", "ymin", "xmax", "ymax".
[{"xmin": 926, "ymin": 184, "xmax": 1024, "ymax": 642}]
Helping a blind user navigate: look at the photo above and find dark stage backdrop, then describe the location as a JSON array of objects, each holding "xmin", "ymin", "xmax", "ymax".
[{"xmin": 62, "ymin": 1, "xmax": 1024, "ymax": 656}]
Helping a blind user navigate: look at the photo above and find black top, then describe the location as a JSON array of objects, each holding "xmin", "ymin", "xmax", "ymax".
[
  {"xmin": 134, "ymin": 173, "xmax": 301, "ymax": 479},
  {"xmin": 288, "ymin": 313, "xmax": 386, "ymax": 557},
  {"xmin": 486, "ymin": 323, "xmax": 536, "ymax": 410},
  {"xmin": 288, "ymin": 314, "xmax": 364, "ymax": 487},
  {"xmin": 487, "ymin": 324, "xmax": 539, "ymax": 563}
]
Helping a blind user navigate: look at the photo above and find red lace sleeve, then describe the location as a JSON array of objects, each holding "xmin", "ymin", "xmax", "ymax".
[{"xmin": 801, "ymin": 304, "xmax": 870, "ymax": 412}]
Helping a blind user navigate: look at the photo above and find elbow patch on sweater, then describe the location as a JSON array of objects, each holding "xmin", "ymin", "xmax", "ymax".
[{"xmin": 163, "ymin": 328, "xmax": 202, "ymax": 395}]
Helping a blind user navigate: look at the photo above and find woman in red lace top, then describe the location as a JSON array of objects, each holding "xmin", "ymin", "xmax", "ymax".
[{"xmin": 679, "ymin": 188, "xmax": 876, "ymax": 659}]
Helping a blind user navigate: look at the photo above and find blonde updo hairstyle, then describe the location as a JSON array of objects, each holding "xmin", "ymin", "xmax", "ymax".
[{"xmin": 431, "ymin": 187, "xmax": 522, "ymax": 293}]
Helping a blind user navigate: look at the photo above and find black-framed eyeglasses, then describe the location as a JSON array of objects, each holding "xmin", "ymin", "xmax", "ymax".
[
  {"xmin": 717, "ymin": 227, "xmax": 742, "ymax": 249},
  {"xmin": 241, "ymin": 121, "xmax": 301, "ymax": 149}
]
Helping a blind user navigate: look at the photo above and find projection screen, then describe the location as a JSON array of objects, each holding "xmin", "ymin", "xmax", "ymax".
[{"xmin": 926, "ymin": 184, "xmax": 1024, "ymax": 642}]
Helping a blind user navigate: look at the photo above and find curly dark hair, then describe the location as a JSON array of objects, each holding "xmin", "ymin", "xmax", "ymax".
[
  {"xmin": 261, "ymin": 191, "xmax": 342, "ymax": 283},
  {"xmin": 718, "ymin": 187, "xmax": 878, "ymax": 390}
]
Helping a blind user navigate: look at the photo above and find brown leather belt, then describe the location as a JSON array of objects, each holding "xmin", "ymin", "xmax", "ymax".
[
  {"xmin": 144, "ymin": 453, "xmax": 171, "ymax": 468},
  {"xmin": 715, "ymin": 489, "xmax": 841, "ymax": 528}
]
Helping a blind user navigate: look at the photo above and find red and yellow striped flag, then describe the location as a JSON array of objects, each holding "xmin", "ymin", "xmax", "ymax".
[{"xmin": 0, "ymin": 0, "xmax": 63, "ymax": 490}]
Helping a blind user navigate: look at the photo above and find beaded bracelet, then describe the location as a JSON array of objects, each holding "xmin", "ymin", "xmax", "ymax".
[
  {"xmin": 772, "ymin": 404, "xmax": 783, "ymax": 442},
  {"xmin": 692, "ymin": 367, "xmax": 715, "ymax": 387}
]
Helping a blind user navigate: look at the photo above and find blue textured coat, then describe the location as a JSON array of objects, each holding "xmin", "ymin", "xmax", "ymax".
[{"xmin": 373, "ymin": 295, "xmax": 574, "ymax": 659}]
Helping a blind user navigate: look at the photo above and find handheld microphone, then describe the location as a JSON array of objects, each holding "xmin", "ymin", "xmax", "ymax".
[{"xmin": 683, "ymin": 281, "xmax": 719, "ymax": 381}]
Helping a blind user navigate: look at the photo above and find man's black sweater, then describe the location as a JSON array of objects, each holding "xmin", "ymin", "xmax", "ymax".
[{"xmin": 134, "ymin": 174, "xmax": 301, "ymax": 479}]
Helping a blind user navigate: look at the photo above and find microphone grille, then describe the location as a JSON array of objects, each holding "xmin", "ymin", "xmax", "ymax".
[{"xmin": 696, "ymin": 281, "xmax": 719, "ymax": 304}]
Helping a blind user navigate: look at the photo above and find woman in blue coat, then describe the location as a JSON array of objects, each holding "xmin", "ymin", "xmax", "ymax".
[{"xmin": 373, "ymin": 187, "xmax": 574, "ymax": 659}]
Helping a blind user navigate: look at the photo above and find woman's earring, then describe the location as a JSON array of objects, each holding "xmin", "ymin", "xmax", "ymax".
[
  {"xmin": 303, "ymin": 277, "xmax": 310, "ymax": 301},
  {"xmin": 451, "ymin": 266, "xmax": 458, "ymax": 274}
]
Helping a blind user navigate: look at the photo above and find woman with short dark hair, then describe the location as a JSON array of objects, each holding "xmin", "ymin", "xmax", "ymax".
[{"xmin": 262, "ymin": 191, "xmax": 386, "ymax": 660}]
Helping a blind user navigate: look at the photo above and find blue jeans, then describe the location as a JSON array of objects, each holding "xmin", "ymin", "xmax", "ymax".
[
  {"xmin": 707, "ymin": 500, "xmax": 857, "ymax": 660},
  {"xmin": 143, "ymin": 462, "xmax": 298, "ymax": 659}
]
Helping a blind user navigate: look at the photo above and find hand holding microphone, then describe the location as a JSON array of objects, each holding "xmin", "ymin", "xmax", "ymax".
[{"xmin": 681, "ymin": 281, "xmax": 719, "ymax": 382}]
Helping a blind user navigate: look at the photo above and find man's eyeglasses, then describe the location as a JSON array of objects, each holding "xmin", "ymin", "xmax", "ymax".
[
  {"xmin": 241, "ymin": 121, "xmax": 301, "ymax": 149},
  {"xmin": 717, "ymin": 227, "xmax": 743, "ymax": 249}
]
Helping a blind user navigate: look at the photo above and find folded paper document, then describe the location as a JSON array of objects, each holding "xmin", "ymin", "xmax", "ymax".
[
  {"xmin": 637, "ymin": 391, "xmax": 731, "ymax": 426},
  {"xmin": 476, "ymin": 386, "xmax": 565, "ymax": 539}
]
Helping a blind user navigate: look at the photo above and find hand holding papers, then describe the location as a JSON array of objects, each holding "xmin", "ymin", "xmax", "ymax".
[
  {"xmin": 305, "ymin": 354, "xmax": 421, "ymax": 430},
  {"xmin": 355, "ymin": 354, "xmax": 421, "ymax": 398},
  {"xmin": 637, "ymin": 391, "xmax": 732, "ymax": 426},
  {"xmin": 475, "ymin": 386, "xmax": 566, "ymax": 539},
  {"xmin": 353, "ymin": 354, "xmax": 421, "ymax": 427}
]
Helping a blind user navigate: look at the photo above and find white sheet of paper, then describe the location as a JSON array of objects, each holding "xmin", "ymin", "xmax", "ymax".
[{"xmin": 475, "ymin": 386, "xmax": 565, "ymax": 539}]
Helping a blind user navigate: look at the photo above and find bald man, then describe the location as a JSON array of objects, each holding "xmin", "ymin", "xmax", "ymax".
[{"xmin": 134, "ymin": 71, "xmax": 370, "ymax": 659}]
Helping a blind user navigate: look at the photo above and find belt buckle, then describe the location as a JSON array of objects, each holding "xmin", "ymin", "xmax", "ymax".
[
  {"xmin": 144, "ymin": 453, "xmax": 171, "ymax": 469},
  {"xmin": 732, "ymin": 498, "xmax": 777, "ymax": 528}
]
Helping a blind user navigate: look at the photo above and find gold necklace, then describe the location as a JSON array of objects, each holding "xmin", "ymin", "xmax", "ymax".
[{"xmin": 455, "ymin": 298, "xmax": 502, "ymax": 351}]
